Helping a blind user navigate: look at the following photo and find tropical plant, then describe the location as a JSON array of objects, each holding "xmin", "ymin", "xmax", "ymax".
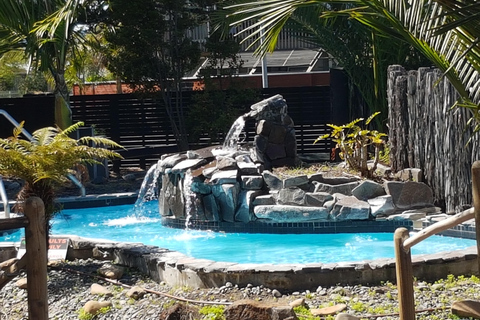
[
  {"xmin": 0, "ymin": 0, "xmax": 106, "ymax": 129},
  {"xmin": 103, "ymin": 0, "xmax": 212, "ymax": 150},
  {"xmin": 217, "ymin": 0, "xmax": 480, "ymax": 129},
  {"xmin": 215, "ymin": 1, "xmax": 430, "ymax": 126},
  {"xmin": 0, "ymin": 122, "xmax": 122, "ymax": 221},
  {"xmin": 315, "ymin": 112, "xmax": 386, "ymax": 177}
]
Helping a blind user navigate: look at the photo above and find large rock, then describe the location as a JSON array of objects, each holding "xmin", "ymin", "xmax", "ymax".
[
  {"xmin": 451, "ymin": 300, "xmax": 480, "ymax": 319},
  {"xmin": 277, "ymin": 187, "xmax": 306, "ymax": 206},
  {"xmin": 352, "ymin": 180, "xmax": 385, "ymax": 200},
  {"xmin": 283, "ymin": 175, "xmax": 309, "ymax": 188},
  {"xmin": 331, "ymin": 196, "xmax": 371, "ymax": 221},
  {"xmin": 212, "ymin": 183, "xmax": 240, "ymax": 222},
  {"xmin": 83, "ymin": 301, "xmax": 112, "ymax": 315},
  {"xmin": 384, "ymin": 181, "xmax": 433, "ymax": 209},
  {"xmin": 305, "ymin": 192, "xmax": 333, "ymax": 207},
  {"xmin": 97, "ymin": 263, "xmax": 125, "ymax": 280},
  {"xmin": 159, "ymin": 172, "xmax": 185, "ymax": 218},
  {"xmin": 235, "ymin": 190, "xmax": 262, "ymax": 223},
  {"xmin": 203, "ymin": 194, "xmax": 220, "ymax": 221},
  {"xmin": 368, "ymin": 195, "xmax": 396, "ymax": 217},
  {"xmin": 224, "ymin": 299, "xmax": 298, "ymax": 320},
  {"xmin": 262, "ymin": 171, "xmax": 283, "ymax": 190},
  {"xmin": 210, "ymin": 170, "xmax": 238, "ymax": 184},
  {"xmin": 241, "ymin": 175, "xmax": 264, "ymax": 190},
  {"xmin": 313, "ymin": 181, "xmax": 360, "ymax": 196},
  {"xmin": 254, "ymin": 205, "xmax": 329, "ymax": 222},
  {"xmin": 171, "ymin": 158, "xmax": 206, "ymax": 173}
]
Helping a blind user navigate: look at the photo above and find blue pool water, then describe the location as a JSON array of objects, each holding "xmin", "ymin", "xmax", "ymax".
[{"xmin": 1, "ymin": 202, "xmax": 475, "ymax": 265}]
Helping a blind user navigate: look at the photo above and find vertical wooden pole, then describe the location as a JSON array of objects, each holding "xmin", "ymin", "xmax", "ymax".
[
  {"xmin": 394, "ymin": 227, "xmax": 415, "ymax": 320},
  {"xmin": 472, "ymin": 161, "xmax": 480, "ymax": 274},
  {"xmin": 24, "ymin": 197, "xmax": 48, "ymax": 320}
]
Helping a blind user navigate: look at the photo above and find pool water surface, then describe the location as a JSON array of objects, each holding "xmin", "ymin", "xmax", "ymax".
[{"xmin": 0, "ymin": 202, "xmax": 475, "ymax": 265}]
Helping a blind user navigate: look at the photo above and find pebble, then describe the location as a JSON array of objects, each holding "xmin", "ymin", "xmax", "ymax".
[{"xmin": 1, "ymin": 258, "xmax": 479, "ymax": 319}]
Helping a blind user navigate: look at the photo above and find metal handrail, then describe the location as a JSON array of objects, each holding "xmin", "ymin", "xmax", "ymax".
[
  {"xmin": 0, "ymin": 175, "xmax": 10, "ymax": 218},
  {"xmin": 0, "ymin": 109, "xmax": 86, "ymax": 197}
]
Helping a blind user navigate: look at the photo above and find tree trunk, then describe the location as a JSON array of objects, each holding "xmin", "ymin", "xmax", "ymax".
[{"xmin": 53, "ymin": 72, "xmax": 72, "ymax": 129}]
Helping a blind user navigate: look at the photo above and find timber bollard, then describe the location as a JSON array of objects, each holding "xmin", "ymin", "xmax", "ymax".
[
  {"xmin": 24, "ymin": 197, "xmax": 48, "ymax": 320},
  {"xmin": 472, "ymin": 161, "xmax": 480, "ymax": 274},
  {"xmin": 394, "ymin": 227, "xmax": 415, "ymax": 320}
]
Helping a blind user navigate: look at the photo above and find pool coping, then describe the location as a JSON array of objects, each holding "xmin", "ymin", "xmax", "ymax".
[{"xmin": 1, "ymin": 194, "xmax": 479, "ymax": 291}]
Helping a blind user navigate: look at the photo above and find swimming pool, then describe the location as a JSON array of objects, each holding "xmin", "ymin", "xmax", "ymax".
[{"xmin": 1, "ymin": 201, "xmax": 475, "ymax": 265}]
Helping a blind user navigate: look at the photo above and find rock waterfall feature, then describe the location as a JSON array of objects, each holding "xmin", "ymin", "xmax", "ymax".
[{"xmin": 145, "ymin": 95, "xmax": 435, "ymax": 231}]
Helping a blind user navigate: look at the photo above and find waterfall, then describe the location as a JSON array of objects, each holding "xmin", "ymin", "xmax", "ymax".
[
  {"xmin": 222, "ymin": 115, "xmax": 246, "ymax": 151},
  {"xmin": 183, "ymin": 170, "xmax": 194, "ymax": 229},
  {"xmin": 135, "ymin": 162, "xmax": 161, "ymax": 207}
]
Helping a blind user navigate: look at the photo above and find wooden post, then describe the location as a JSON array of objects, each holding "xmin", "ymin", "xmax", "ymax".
[
  {"xmin": 394, "ymin": 228, "xmax": 415, "ymax": 320},
  {"xmin": 24, "ymin": 197, "xmax": 48, "ymax": 320},
  {"xmin": 472, "ymin": 161, "xmax": 480, "ymax": 274}
]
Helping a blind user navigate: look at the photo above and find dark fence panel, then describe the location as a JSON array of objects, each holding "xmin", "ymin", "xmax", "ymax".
[
  {"xmin": 0, "ymin": 95, "xmax": 55, "ymax": 138},
  {"xmin": 0, "ymin": 86, "xmax": 338, "ymax": 171}
]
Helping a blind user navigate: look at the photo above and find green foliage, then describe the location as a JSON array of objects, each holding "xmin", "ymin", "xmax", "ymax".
[
  {"xmin": 199, "ymin": 305, "xmax": 225, "ymax": 320},
  {"xmin": 0, "ymin": 121, "xmax": 122, "ymax": 218},
  {"xmin": 315, "ymin": 112, "xmax": 386, "ymax": 177},
  {"xmin": 293, "ymin": 305, "xmax": 317, "ymax": 319},
  {"xmin": 187, "ymin": 88, "xmax": 259, "ymax": 144},
  {"xmin": 187, "ymin": 30, "xmax": 260, "ymax": 144},
  {"xmin": 104, "ymin": 0, "xmax": 210, "ymax": 150},
  {"xmin": 78, "ymin": 306, "xmax": 111, "ymax": 320},
  {"xmin": 77, "ymin": 308, "xmax": 93, "ymax": 320}
]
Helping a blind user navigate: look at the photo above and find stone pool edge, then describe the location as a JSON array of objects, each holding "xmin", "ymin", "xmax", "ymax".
[
  {"xmin": 64, "ymin": 236, "xmax": 480, "ymax": 291},
  {"xmin": 2, "ymin": 235, "xmax": 477, "ymax": 291}
]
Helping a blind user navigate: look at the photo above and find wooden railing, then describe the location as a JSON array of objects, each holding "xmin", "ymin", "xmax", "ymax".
[
  {"xmin": 0, "ymin": 197, "xmax": 48, "ymax": 320},
  {"xmin": 394, "ymin": 161, "xmax": 480, "ymax": 319}
]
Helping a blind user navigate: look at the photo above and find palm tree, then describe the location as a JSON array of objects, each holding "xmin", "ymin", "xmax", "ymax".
[
  {"xmin": 0, "ymin": 0, "xmax": 96, "ymax": 129},
  {"xmin": 0, "ymin": 122, "xmax": 122, "ymax": 221},
  {"xmin": 218, "ymin": 0, "xmax": 480, "ymax": 126}
]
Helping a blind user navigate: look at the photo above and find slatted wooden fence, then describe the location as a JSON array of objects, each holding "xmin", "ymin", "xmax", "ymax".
[{"xmin": 0, "ymin": 86, "xmax": 336, "ymax": 171}]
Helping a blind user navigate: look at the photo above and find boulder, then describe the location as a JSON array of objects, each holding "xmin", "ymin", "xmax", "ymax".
[
  {"xmin": 252, "ymin": 194, "xmax": 276, "ymax": 206},
  {"xmin": 210, "ymin": 170, "xmax": 238, "ymax": 184},
  {"xmin": 126, "ymin": 286, "xmax": 146, "ymax": 300},
  {"xmin": 224, "ymin": 299, "xmax": 298, "ymax": 320},
  {"xmin": 83, "ymin": 301, "xmax": 112, "ymax": 315},
  {"xmin": 171, "ymin": 158, "xmax": 206, "ymax": 173},
  {"xmin": 203, "ymin": 194, "xmax": 220, "ymax": 221},
  {"xmin": 277, "ymin": 187, "xmax": 306, "ymax": 206},
  {"xmin": 331, "ymin": 196, "xmax": 371, "ymax": 221},
  {"xmin": 384, "ymin": 181, "xmax": 434, "ymax": 209},
  {"xmin": 283, "ymin": 175, "xmax": 309, "ymax": 188},
  {"xmin": 395, "ymin": 168, "xmax": 423, "ymax": 182},
  {"xmin": 352, "ymin": 180, "xmax": 385, "ymax": 200},
  {"xmin": 313, "ymin": 181, "xmax": 360, "ymax": 196},
  {"xmin": 311, "ymin": 304, "xmax": 347, "ymax": 316},
  {"xmin": 451, "ymin": 300, "xmax": 480, "ymax": 319},
  {"xmin": 97, "ymin": 263, "xmax": 125, "ymax": 280},
  {"xmin": 212, "ymin": 183, "xmax": 240, "ymax": 222},
  {"xmin": 241, "ymin": 175, "xmax": 264, "ymax": 190},
  {"xmin": 305, "ymin": 192, "xmax": 333, "ymax": 207},
  {"xmin": 235, "ymin": 190, "xmax": 262, "ymax": 223},
  {"xmin": 262, "ymin": 171, "xmax": 283, "ymax": 190},
  {"xmin": 368, "ymin": 195, "xmax": 396, "ymax": 217},
  {"xmin": 254, "ymin": 205, "xmax": 329, "ymax": 222},
  {"xmin": 90, "ymin": 283, "xmax": 112, "ymax": 296},
  {"xmin": 216, "ymin": 156, "xmax": 238, "ymax": 170}
]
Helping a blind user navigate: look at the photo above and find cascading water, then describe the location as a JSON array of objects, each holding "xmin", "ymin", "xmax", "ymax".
[
  {"xmin": 135, "ymin": 162, "xmax": 161, "ymax": 208},
  {"xmin": 222, "ymin": 115, "xmax": 246, "ymax": 151},
  {"xmin": 182, "ymin": 170, "xmax": 194, "ymax": 229}
]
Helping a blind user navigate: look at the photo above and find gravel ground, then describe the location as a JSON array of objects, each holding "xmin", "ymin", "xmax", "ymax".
[{"xmin": 1, "ymin": 259, "xmax": 480, "ymax": 319}]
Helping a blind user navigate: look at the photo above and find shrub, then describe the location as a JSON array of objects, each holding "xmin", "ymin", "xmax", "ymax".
[{"xmin": 315, "ymin": 112, "xmax": 386, "ymax": 178}]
